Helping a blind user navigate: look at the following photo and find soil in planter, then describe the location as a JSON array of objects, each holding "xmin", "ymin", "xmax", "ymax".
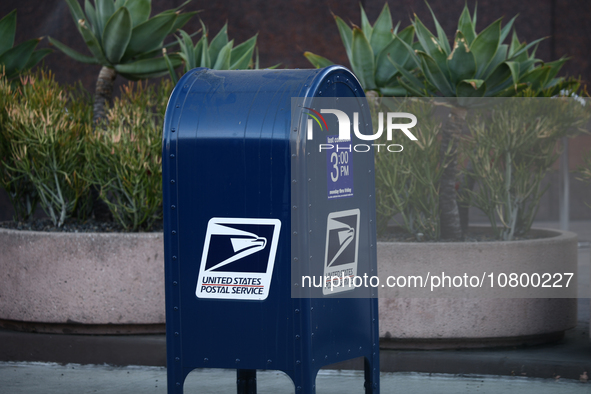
[
  {"xmin": 0, "ymin": 218, "xmax": 163, "ymax": 233},
  {"xmin": 379, "ymin": 226, "xmax": 543, "ymax": 243}
]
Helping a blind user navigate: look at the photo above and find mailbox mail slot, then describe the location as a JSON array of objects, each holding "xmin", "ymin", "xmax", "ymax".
[{"xmin": 163, "ymin": 66, "xmax": 379, "ymax": 393}]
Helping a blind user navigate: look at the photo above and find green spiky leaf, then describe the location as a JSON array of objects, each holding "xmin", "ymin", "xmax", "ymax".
[
  {"xmin": 456, "ymin": 80, "xmax": 487, "ymax": 106},
  {"xmin": 23, "ymin": 48, "xmax": 52, "ymax": 70},
  {"xmin": 506, "ymin": 60, "xmax": 520, "ymax": 88},
  {"xmin": 369, "ymin": 3, "xmax": 394, "ymax": 56},
  {"xmin": 334, "ymin": 15, "xmax": 353, "ymax": 60},
  {"xmin": 447, "ymin": 31, "xmax": 476, "ymax": 85},
  {"xmin": 208, "ymin": 23, "xmax": 229, "ymax": 66},
  {"xmin": 96, "ymin": 0, "xmax": 116, "ymax": 38},
  {"xmin": 520, "ymin": 66, "xmax": 552, "ymax": 91},
  {"xmin": 543, "ymin": 57, "xmax": 569, "ymax": 83},
  {"xmin": 48, "ymin": 37, "xmax": 99, "ymax": 64},
  {"xmin": 388, "ymin": 52, "xmax": 427, "ymax": 95},
  {"xmin": 230, "ymin": 34, "xmax": 256, "ymax": 69},
  {"xmin": 171, "ymin": 11, "xmax": 198, "ymax": 32},
  {"xmin": 65, "ymin": 0, "xmax": 87, "ymax": 30},
  {"xmin": 0, "ymin": 39, "xmax": 40, "ymax": 78},
  {"xmin": 482, "ymin": 44, "xmax": 508, "ymax": 78},
  {"xmin": 500, "ymin": 15, "xmax": 518, "ymax": 44},
  {"xmin": 360, "ymin": 5, "xmax": 373, "ymax": 42},
  {"xmin": 162, "ymin": 48, "xmax": 178, "ymax": 84},
  {"xmin": 351, "ymin": 27, "xmax": 376, "ymax": 89},
  {"xmin": 375, "ymin": 25, "xmax": 414, "ymax": 86},
  {"xmin": 483, "ymin": 62, "xmax": 511, "ymax": 91},
  {"xmin": 192, "ymin": 37, "xmax": 203, "ymax": 67},
  {"xmin": 124, "ymin": 0, "xmax": 151, "ymax": 27},
  {"xmin": 171, "ymin": 0, "xmax": 192, "ymax": 13},
  {"xmin": 470, "ymin": 18, "xmax": 501, "ymax": 77},
  {"xmin": 196, "ymin": 20, "xmax": 210, "ymax": 68},
  {"xmin": 0, "ymin": 10, "xmax": 17, "ymax": 55},
  {"xmin": 178, "ymin": 29, "xmax": 195, "ymax": 70},
  {"xmin": 114, "ymin": 54, "xmax": 179, "ymax": 75},
  {"xmin": 425, "ymin": 2, "xmax": 451, "ymax": 55},
  {"xmin": 103, "ymin": 7, "xmax": 132, "ymax": 63},
  {"xmin": 397, "ymin": 23, "xmax": 415, "ymax": 46},
  {"xmin": 397, "ymin": 72, "xmax": 431, "ymax": 96},
  {"xmin": 124, "ymin": 12, "xmax": 177, "ymax": 60},
  {"xmin": 304, "ymin": 52, "xmax": 334, "ymax": 68},
  {"xmin": 393, "ymin": 32, "xmax": 421, "ymax": 68},
  {"xmin": 77, "ymin": 19, "xmax": 109, "ymax": 64},
  {"xmin": 375, "ymin": 39, "xmax": 405, "ymax": 86},
  {"xmin": 456, "ymin": 79, "xmax": 485, "ymax": 95},
  {"xmin": 413, "ymin": 14, "xmax": 447, "ymax": 70},
  {"xmin": 508, "ymin": 37, "xmax": 545, "ymax": 63},
  {"xmin": 212, "ymin": 40, "xmax": 232, "ymax": 70},
  {"xmin": 508, "ymin": 30, "xmax": 524, "ymax": 58},
  {"xmin": 457, "ymin": 4, "xmax": 476, "ymax": 45},
  {"xmin": 417, "ymin": 51, "xmax": 454, "ymax": 96},
  {"xmin": 84, "ymin": 0, "xmax": 101, "ymax": 38}
]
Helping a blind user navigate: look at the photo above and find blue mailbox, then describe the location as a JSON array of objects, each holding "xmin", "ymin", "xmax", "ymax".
[{"xmin": 163, "ymin": 66, "xmax": 380, "ymax": 393}]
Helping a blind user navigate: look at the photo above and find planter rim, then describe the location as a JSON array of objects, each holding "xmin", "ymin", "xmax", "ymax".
[
  {"xmin": 0, "ymin": 226, "xmax": 166, "ymax": 331},
  {"xmin": 0, "ymin": 227, "xmax": 163, "ymax": 239},
  {"xmin": 377, "ymin": 226, "xmax": 578, "ymax": 346},
  {"xmin": 377, "ymin": 226, "xmax": 577, "ymax": 247}
]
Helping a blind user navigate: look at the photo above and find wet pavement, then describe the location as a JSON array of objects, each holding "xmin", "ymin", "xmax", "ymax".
[{"xmin": 0, "ymin": 362, "xmax": 589, "ymax": 393}]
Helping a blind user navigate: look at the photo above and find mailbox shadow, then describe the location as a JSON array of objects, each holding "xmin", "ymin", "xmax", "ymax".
[
  {"xmin": 183, "ymin": 364, "xmax": 369, "ymax": 393},
  {"xmin": 184, "ymin": 368, "xmax": 295, "ymax": 393}
]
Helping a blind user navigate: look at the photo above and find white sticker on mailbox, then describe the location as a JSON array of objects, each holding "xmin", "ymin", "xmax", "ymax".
[
  {"xmin": 323, "ymin": 209, "xmax": 360, "ymax": 295},
  {"xmin": 196, "ymin": 218, "xmax": 281, "ymax": 300}
]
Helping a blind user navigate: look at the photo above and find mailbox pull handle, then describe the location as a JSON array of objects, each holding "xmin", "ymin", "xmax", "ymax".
[{"xmin": 237, "ymin": 369, "xmax": 257, "ymax": 394}]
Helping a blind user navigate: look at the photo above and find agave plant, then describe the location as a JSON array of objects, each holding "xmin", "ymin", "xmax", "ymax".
[
  {"xmin": 48, "ymin": 0, "xmax": 196, "ymax": 123},
  {"xmin": 164, "ymin": 21, "xmax": 257, "ymax": 84},
  {"xmin": 303, "ymin": 3, "xmax": 416, "ymax": 96},
  {"xmin": 388, "ymin": 3, "xmax": 571, "ymax": 239},
  {"xmin": 0, "ymin": 10, "xmax": 52, "ymax": 80}
]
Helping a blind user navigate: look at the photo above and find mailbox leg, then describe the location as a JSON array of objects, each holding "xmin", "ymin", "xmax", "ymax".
[
  {"xmin": 237, "ymin": 369, "xmax": 257, "ymax": 394},
  {"xmin": 364, "ymin": 357, "xmax": 379, "ymax": 393}
]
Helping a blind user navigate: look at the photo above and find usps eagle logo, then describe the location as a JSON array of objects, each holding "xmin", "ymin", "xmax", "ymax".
[
  {"xmin": 203, "ymin": 223, "xmax": 271, "ymax": 273},
  {"xmin": 196, "ymin": 218, "xmax": 281, "ymax": 300},
  {"xmin": 323, "ymin": 209, "xmax": 360, "ymax": 295}
]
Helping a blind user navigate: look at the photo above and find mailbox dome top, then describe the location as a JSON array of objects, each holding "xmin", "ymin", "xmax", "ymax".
[
  {"xmin": 170, "ymin": 65, "xmax": 365, "ymax": 102},
  {"xmin": 163, "ymin": 65, "xmax": 367, "ymax": 147}
]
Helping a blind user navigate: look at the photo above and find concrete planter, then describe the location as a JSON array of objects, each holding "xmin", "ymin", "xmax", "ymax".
[
  {"xmin": 377, "ymin": 228, "xmax": 578, "ymax": 349},
  {"xmin": 0, "ymin": 228, "xmax": 165, "ymax": 334}
]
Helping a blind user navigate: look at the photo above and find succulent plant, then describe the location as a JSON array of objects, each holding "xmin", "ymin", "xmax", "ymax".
[
  {"xmin": 0, "ymin": 74, "xmax": 38, "ymax": 221},
  {"xmin": 1, "ymin": 71, "xmax": 92, "ymax": 227},
  {"xmin": 304, "ymin": 3, "xmax": 416, "ymax": 96},
  {"xmin": 0, "ymin": 10, "xmax": 52, "ymax": 80},
  {"xmin": 374, "ymin": 98, "xmax": 444, "ymax": 240},
  {"xmin": 164, "ymin": 21, "xmax": 258, "ymax": 84},
  {"xmin": 578, "ymin": 148, "xmax": 591, "ymax": 210},
  {"xmin": 387, "ymin": 3, "xmax": 571, "ymax": 239},
  {"xmin": 86, "ymin": 80, "xmax": 171, "ymax": 231},
  {"xmin": 461, "ymin": 94, "xmax": 589, "ymax": 240},
  {"xmin": 48, "ymin": 0, "xmax": 196, "ymax": 123}
]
